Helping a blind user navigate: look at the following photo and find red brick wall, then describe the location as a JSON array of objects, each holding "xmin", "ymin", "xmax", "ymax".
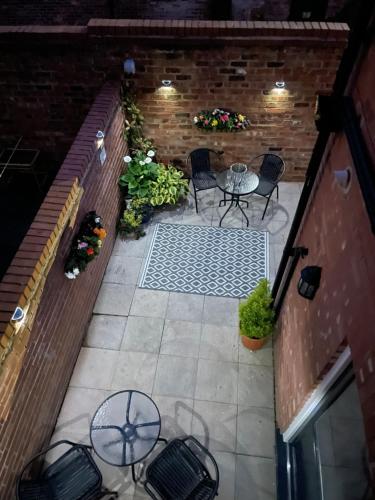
[
  {"xmin": 0, "ymin": 22, "xmax": 347, "ymax": 181},
  {"xmin": 114, "ymin": 0, "xmax": 213, "ymax": 19},
  {"xmin": 275, "ymin": 41, "xmax": 375, "ymax": 468},
  {"xmin": 0, "ymin": 82, "xmax": 126, "ymax": 497},
  {"xmin": 0, "ymin": 0, "xmax": 110, "ymax": 25}
]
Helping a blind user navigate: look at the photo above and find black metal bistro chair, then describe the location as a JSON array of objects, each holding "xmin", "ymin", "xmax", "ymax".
[
  {"xmin": 16, "ymin": 440, "xmax": 118, "ymax": 500},
  {"xmin": 187, "ymin": 149, "xmax": 224, "ymax": 213},
  {"xmin": 144, "ymin": 436, "xmax": 219, "ymax": 500},
  {"xmin": 249, "ymin": 153, "xmax": 285, "ymax": 220}
]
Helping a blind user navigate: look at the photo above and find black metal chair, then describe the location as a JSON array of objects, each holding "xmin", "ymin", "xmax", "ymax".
[
  {"xmin": 186, "ymin": 149, "xmax": 224, "ymax": 213},
  {"xmin": 250, "ymin": 153, "xmax": 285, "ymax": 220},
  {"xmin": 143, "ymin": 436, "xmax": 219, "ymax": 500},
  {"xmin": 16, "ymin": 440, "xmax": 118, "ymax": 500}
]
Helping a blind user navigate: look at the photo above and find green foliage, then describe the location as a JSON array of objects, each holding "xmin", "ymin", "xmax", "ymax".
[
  {"xmin": 150, "ymin": 165, "xmax": 189, "ymax": 207},
  {"xmin": 118, "ymin": 208, "xmax": 145, "ymax": 239},
  {"xmin": 119, "ymin": 150, "xmax": 159, "ymax": 198},
  {"xmin": 121, "ymin": 84, "xmax": 155, "ymax": 154},
  {"xmin": 239, "ymin": 279, "xmax": 275, "ymax": 339}
]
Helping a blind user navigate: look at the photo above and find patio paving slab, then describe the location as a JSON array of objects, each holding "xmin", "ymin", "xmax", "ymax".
[
  {"xmin": 192, "ymin": 400, "xmax": 237, "ymax": 452},
  {"xmin": 166, "ymin": 292, "xmax": 205, "ymax": 322},
  {"xmin": 103, "ymin": 255, "xmax": 143, "ymax": 285},
  {"xmin": 202, "ymin": 296, "xmax": 239, "ymax": 326},
  {"xmin": 235, "ymin": 455, "xmax": 276, "ymax": 500},
  {"xmin": 199, "ymin": 323, "xmax": 239, "ymax": 363},
  {"xmin": 195, "ymin": 359, "xmax": 238, "ymax": 404},
  {"xmin": 237, "ymin": 406, "xmax": 276, "ymax": 458},
  {"xmin": 160, "ymin": 319, "xmax": 201, "ymax": 357},
  {"xmin": 55, "ymin": 386, "xmax": 108, "ymax": 435},
  {"xmin": 111, "ymin": 351, "xmax": 158, "ymax": 393},
  {"xmin": 152, "ymin": 396, "xmax": 194, "ymax": 440},
  {"xmin": 238, "ymin": 364, "xmax": 274, "ymax": 408},
  {"xmin": 238, "ymin": 338, "xmax": 273, "ymax": 366},
  {"xmin": 121, "ymin": 316, "xmax": 164, "ymax": 353},
  {"xmin": 84, "ymin": 314, "xmax": 127, "ymax": 350},
  {"xmin": 130, "ymin": 289, "xmax": 169, "ymax": 318},
  {"xmin": 93, "ymin": 283, "xmax": 135, "ymax": 316},
  {"xmin": 69, "ymin": 347, "xmax": 118, "ymax": 390},
  {"xmin": 153, "ymin": 354, "xmax": 197, "ymax": 398},
  {"xmin": 214, "ymin": 451, "xmax": 236, "ymax": 500}
]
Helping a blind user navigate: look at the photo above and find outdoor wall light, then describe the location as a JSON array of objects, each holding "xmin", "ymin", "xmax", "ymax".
[
  {"xmin": 96, "ymin": 130, "xmax": 105, "ymax": 149},
  {"xmin": 275, "ymin": 81, "xmax": 286, "ymax": 89},
  {"xmin": 11, "ymin": 306, "xmax": 25, "ymax": 322},
  {"xmin": 334, "ymin": 168, "xmax": 351, "ymax": 191},
  {"xmin": 123, "ymin": 58, "xmax": 136, "ymax": 75},
  {"xmin": 161, "ymin": 80, "xmax": 172, "ymax": 87},
  {"xmin": 297, "ymin": 266, "xmax": 322, "ymax": 300}
]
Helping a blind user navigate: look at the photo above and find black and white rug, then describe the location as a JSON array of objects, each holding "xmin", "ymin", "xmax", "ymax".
[{"xmin": 139, "ymin": 223, "xmax": 269, "ymax": 298}]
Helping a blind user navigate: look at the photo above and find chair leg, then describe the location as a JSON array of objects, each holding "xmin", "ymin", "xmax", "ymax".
[
  {"xmin": 276, "ymin": 184, "xmax": 279, "ymax": 200},
  {"xmin": 262, "ymin": 194, "xmax": 272, "ymax": 220},
  {"xmin": 193, "ymin": 185, "xmax": 199, "ymax": 214}
]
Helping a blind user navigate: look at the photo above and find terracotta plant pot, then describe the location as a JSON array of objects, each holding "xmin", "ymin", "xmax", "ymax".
[{"xmin": 240, "ymin": 334, "xmax": 269, "ymax": 351}]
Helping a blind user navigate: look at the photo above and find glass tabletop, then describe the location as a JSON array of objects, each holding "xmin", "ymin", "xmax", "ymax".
[
  {"xmin": 90, "ymin": 390, "xmax": 161, "ymax": 466},
  {"xmin": 216, "ymin": 169, "xmax": 259, "ymax": 196}
]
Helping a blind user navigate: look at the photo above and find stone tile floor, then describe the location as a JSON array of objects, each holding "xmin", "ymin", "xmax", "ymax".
[{"xmin": 51, "ymin": 182, "xmax": 302, "ymax": 499}]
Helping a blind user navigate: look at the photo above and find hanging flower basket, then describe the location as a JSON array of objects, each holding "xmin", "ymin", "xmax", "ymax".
[
  {"xmin": 64, "ymin": 211, "xmax": 107, "ymax": 279},
  {"xmin": 193, "ymin": 108, "xmax": 250, "ymax": 132}
]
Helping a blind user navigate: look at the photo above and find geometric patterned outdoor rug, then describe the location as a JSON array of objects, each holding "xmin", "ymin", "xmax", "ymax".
[{"xmin": 139, "ymin": 223, "xmax": 269, "ymax": 298}]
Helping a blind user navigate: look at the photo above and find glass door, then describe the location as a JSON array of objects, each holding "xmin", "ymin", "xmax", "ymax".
[{"xmin": 289, "ymin": 369, "xmax": 373, "ymax": 500}]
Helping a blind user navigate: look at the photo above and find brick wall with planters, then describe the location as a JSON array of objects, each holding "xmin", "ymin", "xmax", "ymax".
[
  {"xmin": 0, "ymin": 21, "xmax": 348, "ymax": 182},
  {"xmin": 0, "ymin": 82, "xmax": 126, "ymax": 497},
  {"xmin": 274, "ymin": 41, "xmax": 375, "ymax": 468}
]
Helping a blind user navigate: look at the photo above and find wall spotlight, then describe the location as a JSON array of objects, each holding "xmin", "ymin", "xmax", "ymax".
[
  {"xmin": 161, "ymin": 80, "xmax": 172, "ymax": 87},
  {"xmin": 96, "ymin": 130, "xmax": 105, "ymax": 148},
  {"xmin": 275, "ymin": 81, "xmax": 286, "ymax": 89},
  {"xmin": 11, "ymin": 306, "xmax": 25, "ymax": 322},
  {"xmin": 297, "ymin": 266, "xmax": 322, "ymax": 300},
  {"xmin": 123, "ymin": 58, "xmax": 136, "ymax": 75},
  {"xmin": 334, "ymin": 168, "xmax": 351, "ymax": 191}
]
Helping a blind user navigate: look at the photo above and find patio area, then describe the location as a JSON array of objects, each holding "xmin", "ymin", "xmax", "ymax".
[{"xmin": 50, "ymin": 181, "xmax": 302, "ymax": 499}]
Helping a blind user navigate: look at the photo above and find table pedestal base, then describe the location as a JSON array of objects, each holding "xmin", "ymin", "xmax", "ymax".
[{"xmin": 219, "ymin": 195, "xmax": 249, "ymax": 227}]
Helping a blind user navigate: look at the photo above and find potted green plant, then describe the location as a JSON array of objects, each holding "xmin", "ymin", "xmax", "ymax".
[
  {"xmin": 239, "ymin": 279, "xmax": 275, "ymax": 351},
  {"xmin": 118, "ymin": 207, "xmax": 145, "ymax": 240}
]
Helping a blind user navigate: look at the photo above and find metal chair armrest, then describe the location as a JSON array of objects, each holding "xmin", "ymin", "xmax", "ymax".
[
  {"xmin": 182, "ymin": 436, "xmax": 220, "ymax": 490},
  {"xmin": 16, "ymin": 440, "xmax": 90, "ymax": 499},
  {"xmin": 144, "ymin": 480, "xmax": 160, "ymax": 499}
]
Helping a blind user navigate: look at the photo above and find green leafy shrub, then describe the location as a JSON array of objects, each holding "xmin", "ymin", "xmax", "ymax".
[
  {"xmin": 118, "ymin": 208, "xmax": 145, "ymax": 239},
  {"xmin": 119, "ymin": 150, "xmax": 159, "ymax": 198},
  {"xmin": 150, "ymin": 164, "xmax": 189, "ymax": 207},
  {"xmin": 239, "ymin": 279, "xmax": 275, "ymax": 339}
]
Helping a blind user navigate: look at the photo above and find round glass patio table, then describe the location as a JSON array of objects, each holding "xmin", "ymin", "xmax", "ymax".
[
  {"xmin": 216, "ymin": 168, "xmax": 259, "ymax": 227},
  {"xmin": 90, "ymin": 390, "xmax": 162, "ymax": 480}
]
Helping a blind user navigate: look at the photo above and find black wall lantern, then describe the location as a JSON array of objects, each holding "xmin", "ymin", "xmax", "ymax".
[{"xmin": 297, "ymin": 266, "xmax": 322, "ymax": 300}]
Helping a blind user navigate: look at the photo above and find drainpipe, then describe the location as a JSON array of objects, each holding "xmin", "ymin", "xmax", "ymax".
[{"xmin": 271, "ymin": 0, "xmax": 375, "ymax": 317}]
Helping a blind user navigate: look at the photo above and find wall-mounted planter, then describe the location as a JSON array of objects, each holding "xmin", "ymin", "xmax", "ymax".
[{"xmin": 193, "ymin": 108, "xmax": 250, "ymax": 132}]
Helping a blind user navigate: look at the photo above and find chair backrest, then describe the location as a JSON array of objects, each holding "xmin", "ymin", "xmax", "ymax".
[
  {"xmin": 187, "ymin": 148, "xmax": 222, "ymax": 177},
  {"xmin": 257, "ymin": 153, "xmax": 285, "ymax": 183}
]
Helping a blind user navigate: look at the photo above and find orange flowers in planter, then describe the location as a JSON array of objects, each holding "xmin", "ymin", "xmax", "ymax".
[{"xmin": 94, "ymin": 227, "xmax": 107, "ymax": 240}]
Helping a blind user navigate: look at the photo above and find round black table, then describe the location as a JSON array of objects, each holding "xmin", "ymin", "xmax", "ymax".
[
  {"xmin": 216, "ymin": 168, "xmax": 259, "ymax": 227},
  {"xmin": 90, "ymin": 390, "xmax": 166, "ymax": 482}
]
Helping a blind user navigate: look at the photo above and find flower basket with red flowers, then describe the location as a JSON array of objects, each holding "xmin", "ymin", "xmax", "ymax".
[
  {"xmin": 64, "ymin": 211, "xmax": 107, "ymax": 279},
  {"xmin": 193, "ymin": 108, "xmax": 250, "ymax": 132}
]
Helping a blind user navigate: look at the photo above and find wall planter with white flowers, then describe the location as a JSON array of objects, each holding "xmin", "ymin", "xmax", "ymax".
[
  {"xmin": 194, "ymin": 108, "xmax": 250, "ymax": 131},
  {"xmin": 64, "ymin": 211, "xmax": 107, "ymax": 279}
]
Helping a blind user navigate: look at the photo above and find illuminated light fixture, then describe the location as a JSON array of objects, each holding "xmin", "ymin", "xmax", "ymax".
[
  {"xmin": 275, "ymin": 81, "xmax": 286, "ymax": 89},
  {"xmin": 161, "ymin": 80, "xmax": 172, "ymax": 87},
  {"xmin": 123, "ymin": 58, "xmax": 136, "ymax": 75},
  {"xmin": 334, "ymin": 168, "xmax": 351, "ymax": 190},
  {"xmin": 96, "ymin": 130, "xmax": 105, "ymax": 148},
  {"xmin": 11, "ymin": 306, "xmax": 25, "ymax": 322},
  {"xmin": 297, "ymin": 266, "xmax": 322, "ymax": 300}
]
